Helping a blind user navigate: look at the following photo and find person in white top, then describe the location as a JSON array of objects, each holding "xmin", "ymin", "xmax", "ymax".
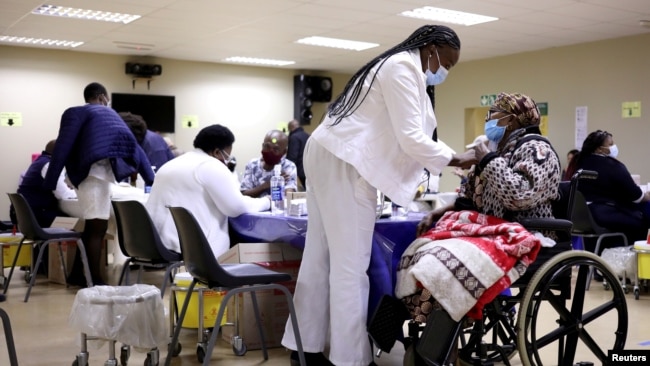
[
  {"xmin": 146, "ymin": 124, "xmax": 270, "ymax": 259},
  {"xmin": 281, "ymin": 25, "xmax": 477, "ymax": 366}
]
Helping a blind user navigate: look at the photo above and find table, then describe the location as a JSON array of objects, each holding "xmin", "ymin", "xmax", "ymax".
[{"xmin": 229, "ymin": 212, "xmax": 424, "ymax": 316}]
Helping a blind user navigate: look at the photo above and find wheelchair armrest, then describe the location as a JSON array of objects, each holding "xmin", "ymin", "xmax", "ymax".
[{"xmin": 519, "ymin": 218, "xmax": 572, "ymax": 234}]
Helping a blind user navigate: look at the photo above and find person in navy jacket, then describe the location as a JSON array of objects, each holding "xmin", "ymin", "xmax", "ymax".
[{"xmin": 44, "ymin": 82, "xmax": 155, "ymax": 286}]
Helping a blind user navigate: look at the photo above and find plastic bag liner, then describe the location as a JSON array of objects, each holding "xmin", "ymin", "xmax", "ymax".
[
  {"xmin": 601, "ymin": 246, "xmax": 636, "ymax": 279},
  {"xmin": 69, "ymin": 284, "xmax": 168, "ymax": 349}
]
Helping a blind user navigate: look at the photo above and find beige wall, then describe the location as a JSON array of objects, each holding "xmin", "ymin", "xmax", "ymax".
[
  {"xmin": 1, "ymin": 32, "xmax": 649, "ymax": 217},
  {"xmin": 434, "ymin": 32, "xmax": 650, "ymax": 192},
  {"xmin": 0, "ymin": 45, "xmax": 348, "ymax": 216}
]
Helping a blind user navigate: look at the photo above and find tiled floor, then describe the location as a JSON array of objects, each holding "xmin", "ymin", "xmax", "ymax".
[{"xmin": 1, "ymin": 264, "xmax": 649, "ymax": 365}]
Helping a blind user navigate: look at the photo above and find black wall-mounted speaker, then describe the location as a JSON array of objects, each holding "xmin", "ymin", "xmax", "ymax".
[
  {"xmin": 125, "ymin": 62, "xmax": 162, "ymax": 77},
  {"xmin": 293, "ymin": 75, "xmax": 332, "ymax": 125}
]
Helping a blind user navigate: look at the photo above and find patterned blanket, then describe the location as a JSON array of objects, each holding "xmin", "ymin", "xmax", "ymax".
[{"xmin": 395, "ymin": 210, "xmax": 541, "ymax": 322}]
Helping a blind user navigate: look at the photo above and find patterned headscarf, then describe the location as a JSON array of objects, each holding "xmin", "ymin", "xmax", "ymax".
[{"xmin": 492, "ymin": 92, "xmax": 540, "ymax": 127}]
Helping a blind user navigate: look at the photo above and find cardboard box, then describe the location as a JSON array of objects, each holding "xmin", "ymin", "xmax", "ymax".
[
  {"xmin": 218, "ymin": 243, "xmax": 302, "ymax": 350},
  {"xmin": 47, "ymin": 241, "xmax": 79, "ymax": 285},
  {"xmin": 47, "ymin": 217, "xmax": 110, "ymax": 285},
  {"xmin": 0, "ymin": 233, "xmax": 30, "ymax": 268}
]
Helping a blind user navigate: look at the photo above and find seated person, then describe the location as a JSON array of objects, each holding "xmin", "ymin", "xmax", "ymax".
[
  {"xmin": 16, "ymin": 139, "xmax": 76, "ymax": 227},
  {"xmin": 565, "ymin": 130, "xmax": 650, "ymax": 253},
  {"xmin": 146, "ymin": 124, "xmax": 270, "ymax": 258},
  {"xmin": 561, "ymin": 148, "xmax": 579, "ymax": 181},
  {"xmin": 119, "ymin": 112, "xmax": 175, "ymax": 171},
  {"xmin": 240, "ymin": 129, "xmax": 297, "ymax": 197},
  {"xmin": 400, "ymin": 92, "xmax": 561, "ymax": 322}
]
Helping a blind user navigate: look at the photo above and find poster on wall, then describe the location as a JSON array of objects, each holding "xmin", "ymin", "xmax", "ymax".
[
  {"xmin": 538, "ymin": 102, "xmax": 548, "ymax": 136},
  {"xmin": 575, "ymin": 106, "xmax": 588, "ymax": 149}
]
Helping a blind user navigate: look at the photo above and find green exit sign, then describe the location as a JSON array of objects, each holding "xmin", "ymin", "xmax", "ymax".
[{"xmin": 480, "ymin": 94, "xmax": 497, "ymax": 106}]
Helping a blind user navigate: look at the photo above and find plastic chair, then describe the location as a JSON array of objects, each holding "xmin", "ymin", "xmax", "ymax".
[
  {"xmin": 0, "ymin": 294, "xmax": 18, "ymax": 366},
  {"xmin": 6, "ymin": 193, "xmax": 93, "ymax": 302},
  {"xmin": 565, "ymin": 171, "xmax": 629, "ymax": 290},
  {"xmin": 111, "ymin": 200, "xmax": 183, "ymax": 297},
  {"xmin": 164, "ymin": 206, "xmax": 306, "ymax": 366}
]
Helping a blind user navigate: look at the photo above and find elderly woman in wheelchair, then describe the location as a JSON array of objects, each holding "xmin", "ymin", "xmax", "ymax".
[{"xmin": 369, "ymin": 93, "xmax": 628, "ymax": 366}]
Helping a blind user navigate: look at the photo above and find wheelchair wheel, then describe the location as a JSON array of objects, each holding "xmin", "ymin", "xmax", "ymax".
[
  {"xmin": 458, "ymin": 299, "xmax": 518, "ymax": 365},
  {"xmin": 517, "ymin": 251, "xmax": 627, "ymax": 366}
]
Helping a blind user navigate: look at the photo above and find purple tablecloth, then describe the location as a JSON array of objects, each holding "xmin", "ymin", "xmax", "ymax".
[{"xmin": 229, "ymin": 212, "xmax": 423, "ymax": 316}]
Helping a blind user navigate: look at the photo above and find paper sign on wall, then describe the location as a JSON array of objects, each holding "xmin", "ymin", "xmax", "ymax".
[
  {"xmin": 0, "ymin": 112, "xmax": 23, "ymax": 127},
  {"xmin": 182, "ymin": 115, "xmax": 199, "ymax": 128},
  {"xmin": 622, "ymin": 102, "xmax": 641, "ymax": 118}
]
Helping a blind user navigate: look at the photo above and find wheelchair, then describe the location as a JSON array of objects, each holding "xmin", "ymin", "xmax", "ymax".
[{"xmin": 368, "ymin": 170, "xmax": 628, "ymax": 366}]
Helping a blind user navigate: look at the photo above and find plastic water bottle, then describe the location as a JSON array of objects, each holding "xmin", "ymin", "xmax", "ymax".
[{"xmin": 270, "ymin": 165, "xmax": 285, "ymax": 215}]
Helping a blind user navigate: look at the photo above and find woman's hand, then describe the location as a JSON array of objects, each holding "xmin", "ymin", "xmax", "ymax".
[
  {"xmin": 473, "ymin": 140, "xmax": 491, "ymax": 161},
  {"xmin": 449, "ymin": 150, "xmax": 477, "ymax": 169},
  {"xmin": 416, "ymin": 207, "xmax": 446, "ymax": 236}
]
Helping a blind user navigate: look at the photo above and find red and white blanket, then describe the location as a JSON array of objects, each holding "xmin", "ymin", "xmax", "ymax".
[{"xmin": 395, "ymin": 210, "xmax": 541, "ymax": 321}]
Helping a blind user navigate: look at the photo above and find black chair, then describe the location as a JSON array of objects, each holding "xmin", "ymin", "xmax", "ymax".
[
  {"xmin": 564, "ymin": 171, "xmax": 629, "ymax": 290},
  {"xmin": 164, "ymin": 206, "xmax": 305, "ymax": 366},
  {"xmin": 6, "ymin": 193, "xmax": 93, "ymax": 302},
  {"xmin": 111, "ymin": 200, "xmax": 183, "ymax": 297},
  {"xmin": 0, "ymin": 294, "xmax": 18, "ymax": 366}
]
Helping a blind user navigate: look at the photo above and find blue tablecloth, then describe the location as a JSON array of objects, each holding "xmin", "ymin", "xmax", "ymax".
[{"xmin": 229, "ymin": 212, "xmax": 424, "ymax": 315}]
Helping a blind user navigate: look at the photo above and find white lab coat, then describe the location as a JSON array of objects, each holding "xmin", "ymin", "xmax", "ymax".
[
  {"xmin": 310, "ymin": 48, "xmax": 454, "ymax": 207},
  {"xmin": 282, "ymin": 49, "xmax": 456, "ymax": 366},
  {"xmin": 146, "ymin": 149, "xmax": 270, "ymax": 258}
]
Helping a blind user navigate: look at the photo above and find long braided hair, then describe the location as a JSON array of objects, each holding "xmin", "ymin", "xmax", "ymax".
[{"xmin": 327, "ymin": 25, "xmax": 460, "ymax": 126}]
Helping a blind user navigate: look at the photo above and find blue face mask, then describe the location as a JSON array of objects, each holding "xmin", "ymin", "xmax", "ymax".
[
  {"xmin": 485, "ymin": 119, "xmax": 507, "ymax": 143},
  {"xmin": 425, "ymin": 48, "xmax": 448, "ymax": 86}
]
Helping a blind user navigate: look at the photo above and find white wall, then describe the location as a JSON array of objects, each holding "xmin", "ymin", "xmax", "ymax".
[
  {"xmin": 0, "ymin": 45, "xmax": 347, "ymax": 217},
  {"xmin": 433, "ymin": 32, "xmax": 650, "ymax": 192},
  {"xmin": 2, "ymin": 31, "xmax": 650, "ymax": 217}
]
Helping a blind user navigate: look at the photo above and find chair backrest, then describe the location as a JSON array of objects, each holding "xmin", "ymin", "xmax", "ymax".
[
  {"xmin": 6, "ymin": 193, "xmax": 47, "ymax": 240},
  {"xmin": 111, "ymin": 200, "xmax": 177, "ymax": 262},
  {"xmin": 168, "ymin": 206, "xmax": 231, "ymax": 286},
  {"xmin": 563, "ymin": 169, "xmax": 608, "ymax": 236}
]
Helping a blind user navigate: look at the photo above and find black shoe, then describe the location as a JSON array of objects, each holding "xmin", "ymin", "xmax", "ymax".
[
  {"xmin": 290, "ymin": 351, "xmax": 334, "ymax": 366},
  {"xmin": 66, "ymin": 275, "xmax": 90, "ymax": 288}
]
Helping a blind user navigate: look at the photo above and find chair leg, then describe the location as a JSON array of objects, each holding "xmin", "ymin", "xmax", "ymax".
[
  {"xmin": 74, "ymin": 239, "xmax": 94, "ymax": 288},
  {"xmin": 202, "ymin": 292, "xmax": 237, "ymax": 366},
  {"xmin": 24, "ymin": 241, "xmax": 50, "ymax": 302},
  {"xmin": 250, "ymin": 291, "xmax": 269, "ymax": 360},
  {"xmin": 57, "ymin": 244, "xmax": 68, "ymax": 288},
  {"xmin": 0, "ymin": 308, "xmax": 18, "ymax": 366},
  {"xmin": 165, "ymin": 279, "xmax": 198, "ymax": 366},
  {"xmin": 2, "ymin": 240, "xmax": 31, "ymax": 295},
  {"xmin": 160, "ymin": 262, "xmax": 183, "ymax": 298},
  {"xmin": 118, "ymin": 258, "xmax": 133, "ymax": 286}
]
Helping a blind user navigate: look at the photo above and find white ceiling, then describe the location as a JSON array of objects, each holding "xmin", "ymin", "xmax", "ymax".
[{"xmin": 1, "ymin": 0, "xmax": 649, "ymax": 74}]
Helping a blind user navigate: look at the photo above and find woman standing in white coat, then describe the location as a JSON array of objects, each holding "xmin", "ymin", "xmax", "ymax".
[{"xmin": 282, "ymin": 25, "xmax": 476, "ymax": 366}]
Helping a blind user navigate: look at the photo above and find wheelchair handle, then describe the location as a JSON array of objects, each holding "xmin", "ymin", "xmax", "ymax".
[{"xmin": 571, "ymin": 169, "xmax": 598, "ymax": 181}]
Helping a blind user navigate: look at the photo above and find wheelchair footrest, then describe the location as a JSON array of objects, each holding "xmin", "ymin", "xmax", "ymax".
[{"xmin": 416, "ymin": 308, "xmax": 462, "ymax": 366}]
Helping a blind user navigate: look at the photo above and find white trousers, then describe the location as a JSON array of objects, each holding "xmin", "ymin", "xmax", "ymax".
[{"xmin": 282, "ymin": 139, "xmax": 376, "ymax": 366}]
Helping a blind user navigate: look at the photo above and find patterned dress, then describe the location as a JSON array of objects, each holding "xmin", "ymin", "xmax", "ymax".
[{"xmin": 460, "ymin": 128, "xmax": 561, "ymax": 223}]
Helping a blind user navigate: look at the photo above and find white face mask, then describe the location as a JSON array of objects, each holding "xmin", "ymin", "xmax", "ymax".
[
  {"xmin": 425, "ymin": 48, "xmax": 448, "ymax": 86},
  {"xmin": 608, "ymin": 144, "xmax": 618, "ymax": 158}
]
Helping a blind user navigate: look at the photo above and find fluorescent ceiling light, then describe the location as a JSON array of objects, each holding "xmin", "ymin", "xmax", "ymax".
[
  {"xmin": 32, "ymin": 4, "xmax": 141, "ymax": 24},
  {"xmin": 296, "ymin": 36, "xmax": 378, "ymax": 51},
  {"xmin": 399, "ymin": 6, "xmax": 498, "ymax": 26},
  {"xmin": 0, "ymin": 35, "xmax": 83, "ymax": 48},
  {"xmin": 223, "ymin": 57, "xmax": 295, "ymax": 67}
]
